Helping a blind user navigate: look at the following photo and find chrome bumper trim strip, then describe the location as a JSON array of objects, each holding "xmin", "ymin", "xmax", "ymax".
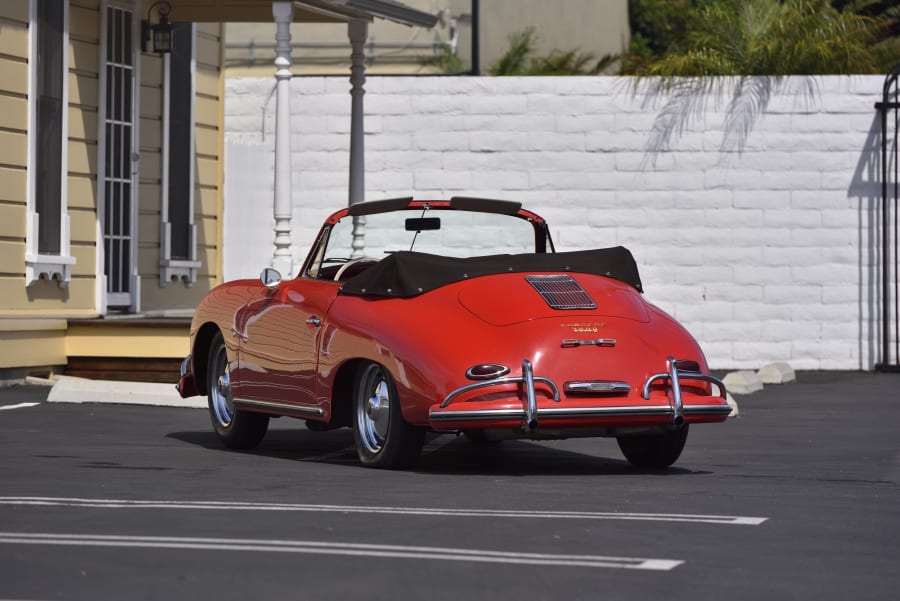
[{"xmin": 429, "ymin": 403, "xmax": 732, "ymax": 423}]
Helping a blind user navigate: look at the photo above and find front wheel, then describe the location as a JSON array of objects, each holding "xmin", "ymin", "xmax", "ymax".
[
  {"xmin": 352, "ymin": 362, "xmax": 425, "ymax": 469},
  {"xmin": 616, "ymin": 425, "xmax": 689, "ymax": 468},
  {"xmin": 207, "ymin": 332, "xmax": 269, "ymax": 450}
]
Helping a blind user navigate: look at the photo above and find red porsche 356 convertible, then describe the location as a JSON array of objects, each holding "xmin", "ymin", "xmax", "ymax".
[{"xmin": 177, "ymin": 197, "xmax": 730, "ymax": 469}]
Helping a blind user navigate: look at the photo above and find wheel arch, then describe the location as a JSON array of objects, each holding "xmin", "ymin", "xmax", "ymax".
[
  {"xmin": 327, "ymin": 358, "xmax": 368, "ymax": 428},
  {"xmin": 192, "ymin": 322, "xmax": 223, "ymax": 395}
]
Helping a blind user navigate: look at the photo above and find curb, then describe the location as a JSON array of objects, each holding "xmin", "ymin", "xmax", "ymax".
[{"xmin": 47, "ymin": 376, "xmax": 206, "ymax": 409}]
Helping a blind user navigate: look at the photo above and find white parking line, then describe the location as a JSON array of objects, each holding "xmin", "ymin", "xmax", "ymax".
[
  {"xmin": 0, "ymin": 532, "xmax": 683, "ymax": 570},
  {"xmin": 0, "ymin": 403, "xmax": 40, "ymax": 411},
  {"xmin": 0, "ymin": 496, "xmax": 768, "ymax": 525}
]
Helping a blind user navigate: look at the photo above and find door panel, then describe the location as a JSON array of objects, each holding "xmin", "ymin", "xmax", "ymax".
[{"xmin": 234, "ymin": 280, "xmax": 340, "ymax": 408}]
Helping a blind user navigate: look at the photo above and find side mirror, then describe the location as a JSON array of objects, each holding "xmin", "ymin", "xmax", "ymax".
[{"xmin": 260, "ymin": 267, "xmax": 282, "ymax": 289}]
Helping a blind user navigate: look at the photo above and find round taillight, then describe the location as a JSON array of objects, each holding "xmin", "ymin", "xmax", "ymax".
[{"xmin": 465, "ymin": 364, "xmax": 510, "ymax": 380}]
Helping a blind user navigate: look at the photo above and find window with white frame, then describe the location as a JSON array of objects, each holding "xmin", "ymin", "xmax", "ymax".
[
  {"xmin": 160, "ymin": 21, "xmax": 200, "ymax": 287},
  {"xmin": 26, "ymin": 0, "xmax": 75, "ymax": 287}
]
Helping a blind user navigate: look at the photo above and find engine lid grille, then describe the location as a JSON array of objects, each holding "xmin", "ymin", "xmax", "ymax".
[{"xmin": 525, "ymin": 274, "xmax": 597, "ymax": 310}]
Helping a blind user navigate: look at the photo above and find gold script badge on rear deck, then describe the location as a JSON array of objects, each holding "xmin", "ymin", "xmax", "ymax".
[{"xmin": 561, "ymin": 321, "xmax": 605, "ymax": 333}]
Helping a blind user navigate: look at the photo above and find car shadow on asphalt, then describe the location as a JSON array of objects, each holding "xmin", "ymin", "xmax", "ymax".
[{"xmin": 166, "ymin": 428, "xmax": 707, "ymax": 477}]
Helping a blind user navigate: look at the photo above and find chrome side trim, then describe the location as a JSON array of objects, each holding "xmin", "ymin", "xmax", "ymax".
[{"xmin": 232, "ymin": 397, "xmax": 324, "ymax": 417}]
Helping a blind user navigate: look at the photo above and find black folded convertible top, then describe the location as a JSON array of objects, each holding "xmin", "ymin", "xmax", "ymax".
[{"xmin": 339, "ymin": 247, "xmax": 643, "ymax": 298}]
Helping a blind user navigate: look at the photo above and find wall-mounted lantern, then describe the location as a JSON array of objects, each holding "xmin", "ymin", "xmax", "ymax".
[{"xmin": 141, "ymin": 1, "xmax": 174, "ymax": 54}]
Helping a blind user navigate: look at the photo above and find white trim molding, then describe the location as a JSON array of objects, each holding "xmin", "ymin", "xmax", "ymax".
[
  {"xmin": 159, "ymin": 21, "xmax": 201, "ymax": 287},
  {"xmin": 26, "ymin": 0, "xmax": 75, "ymax": 287}
]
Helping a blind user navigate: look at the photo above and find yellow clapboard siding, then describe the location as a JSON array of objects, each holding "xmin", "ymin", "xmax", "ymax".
[
  {"xmin": 0, "ymin": 276, "xmax": 95, "ymax": 311},
  {"xmin": 140, "ymin": 116, "xmax": 162, "ymax": 149},
  {"xmin": 0, "ymin": 94, "xmax": 28, "ymax": 131},
  {"xmin": 67, "ymin": 174, "xmax": 97, "ymax": 210},
  {"xmin": 195, "ymin": 126, "xmax": 219, "ymax": 156},
  {"xmin": 140, "ymin": 86, "xmax": 163, "ymax": 118},
  {"xmin": 0, "ymin": 239, "xmax": 24, "ymax": 265},
  {"xmin": 0, "ymin": 58, "xmax": 28, "ymax": 95},
  {"xmin": 69, "ymin": 72, "xmax": 99, "ymax": 107},
  {"xmin": 65, "ymin": 324, "xmax": 190, "ymax": 358},
  {"xmin": 69, "ymin": 243, "xmax": 97, "ymax": 278},
  {"xmin": 0, "ymin": 21, "xmax": 27, "ymax": 59},
  {"xmin": 0, "ymin": 166, "xmax": 27, "ymax": 204},
  {"xmin": 0, "ymin": 204, "xmax": 25, "ymax": 239},
  {"xmin": 67, "ymin": 139, "xmax": 98, "ymax": 176},
  {"xmin": 138, "ymin": 150, "xmax": 162, "ymax": 183},
  {"xmin": 69, "ymin": 207, "xmax": 97, "ymax": 246},
  {"xmin": 0, "ymin": 2, "xmax": 29, "ymax": 23},
  {"xmin": 196, "ymin": 67, "xmax": 219, "ymax": 97},
  {"xmin": 68, "ymin": 105, "xmax": 99, "ymax": 142},
  {"xmin": 140, "ymin": 55, "xmax": 164, "ymax": 87},
  {"xmin": 70, "ymin": 39, "xmax": 99, "ymax": 74},
  {"xmin": 138, "ymin": 215, "xmax": 160, "ymax": 246},
  {"xmin": 0, "ymin": 130, "xmax": 27, "ymax": 169},
  {"xmin": 195, "ymin": 156, "xmax": 218, "ymax": 186},
  {"xmin": 70, "ymin": 4, "xmax": 100, "ymax": 42},
  {"xmin": 194, "ymin": 215, "xmax": 218, "ymax": 248},
  {"xmin": 195, "ymin": 186, "xmax": 218, "ymax": 217},
  {"xmin": 0, "ymin": 329, "xmax": 68, "ymax": 368}
]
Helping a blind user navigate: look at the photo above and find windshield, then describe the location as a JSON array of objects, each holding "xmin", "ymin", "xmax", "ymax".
[{"xmin": 305, "ymin": 207, "xmax": 541, "ymax": 280}]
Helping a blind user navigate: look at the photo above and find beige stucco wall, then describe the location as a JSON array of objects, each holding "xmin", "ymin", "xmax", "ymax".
[{"xmin": 224, "ymin": 0, "xmax": 629, "ymax": 75}]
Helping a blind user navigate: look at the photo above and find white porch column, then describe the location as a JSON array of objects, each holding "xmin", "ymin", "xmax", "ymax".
[
  {"xmin": 272, "ymin": 1, "xmax": 294, "ymax": 275},
  {"xmin": 348, "ymin": 18, "xmax": 367, "ymax": 206},
  {"xmin": 348, "ymin": 19, "xmax": 368, "ymax": 257}
]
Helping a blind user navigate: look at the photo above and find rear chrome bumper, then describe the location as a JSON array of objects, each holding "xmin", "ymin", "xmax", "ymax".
[{"xmin": 430, "ymin": 357, "xmax": 729, "ymax": 431}]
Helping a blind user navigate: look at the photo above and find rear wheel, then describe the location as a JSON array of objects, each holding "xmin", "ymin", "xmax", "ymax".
[
  {"xmin": 616, "ymin": 425, "xmax": 689, "ymax": 468},
  {"xmin": 207, "ymin": 332, "xmax": 269, "ymax": 450},
  {"xmin": 352, "ymin": 362, "xmax": 425, "ymax": 469}
]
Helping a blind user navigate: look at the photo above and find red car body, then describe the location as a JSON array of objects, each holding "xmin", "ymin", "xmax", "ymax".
[{"xmin": 177, "ymin": 197, "xmax": 730, "ymax": 469}]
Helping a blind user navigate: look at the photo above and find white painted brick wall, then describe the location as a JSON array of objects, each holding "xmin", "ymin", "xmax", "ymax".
[{"xmin": 224, "ymin": 74, "xmax": 888, "ymax": 371}]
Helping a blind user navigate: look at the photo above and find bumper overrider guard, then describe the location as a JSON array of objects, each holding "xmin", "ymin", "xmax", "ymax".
[
  {"xmin": 176, "ymin": 354, "xmax": 199, "ymax": 399},
  {"xmin": 430, "ymin": 357, "xmax": 730, "ymax": 432}
]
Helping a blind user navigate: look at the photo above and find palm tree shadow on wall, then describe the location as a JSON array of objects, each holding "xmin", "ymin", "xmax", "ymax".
[
  {"xmin": 633, "ymin": 75, "xmax": 817, "ymax": 168},
  {"xmin": 851, "ymin": 115, "xmax": 889, "ymax": 370}
]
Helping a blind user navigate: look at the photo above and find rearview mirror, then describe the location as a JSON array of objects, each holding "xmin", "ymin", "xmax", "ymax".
[
  {"xmin": 405, "ymin": 217, "xmax": 441, "ymax": 232},
  {"xmin": 260, "ymin": 267, "xmax": 282, "ymax": 289}
]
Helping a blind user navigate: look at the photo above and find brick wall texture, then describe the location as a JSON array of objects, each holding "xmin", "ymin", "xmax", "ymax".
[{"xmin": 224, "ymin": 75, "xmax": 887, "ymax": 371}]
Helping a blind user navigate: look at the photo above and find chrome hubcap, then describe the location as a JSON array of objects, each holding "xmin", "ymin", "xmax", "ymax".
[
  {"xmin": 210, "ymin": 347, "xmax": 234, "ymax": 427},
  {"xmin": 357, "ymin": 367, "xmax": 391, "ymax": 454}
]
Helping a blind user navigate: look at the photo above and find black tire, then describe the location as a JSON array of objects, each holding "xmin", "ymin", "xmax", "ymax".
[
  {"xmin": 207, "ymin": 332, "xmax": 269, "ymax": 450},
  {"xmin": 352, "ymin": 362, "xmax": 425, "ymax": 469},
  {"xmin": 616, "ymin": 425, "xmax": 689, "ymax": 468}
]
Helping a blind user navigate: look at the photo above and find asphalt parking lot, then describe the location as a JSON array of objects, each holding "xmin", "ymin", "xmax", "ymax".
[{"xmin": 1, "ymin": 372, "xmax": 898, "ymax": 601}]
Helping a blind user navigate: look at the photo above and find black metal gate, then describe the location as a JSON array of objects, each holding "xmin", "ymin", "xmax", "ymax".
[{"xmin": 876, "ymin": 66, "xmax": 900, "ymax": 372}]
